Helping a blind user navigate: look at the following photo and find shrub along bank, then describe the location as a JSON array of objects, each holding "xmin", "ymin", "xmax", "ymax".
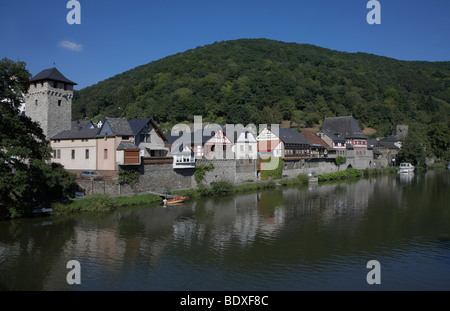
[{"xmin": 51, "ymin": 193, "xmax": 162, "ymax": 216}]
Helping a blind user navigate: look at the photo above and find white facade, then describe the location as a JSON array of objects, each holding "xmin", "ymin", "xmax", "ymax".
[
  {"xmin": 51, "ymin": 138, "xmax": 97, "ymax": 171},
  {"xmin": 233, "ymin": 132, "xmax": 257, "ymax": 160},
  {"xmin": 256, "ymin": 127, "xmax": 283, "ymax": 158}
]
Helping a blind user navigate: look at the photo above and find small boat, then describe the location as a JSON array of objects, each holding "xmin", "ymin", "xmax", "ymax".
[
  {"xmin": 32, "ymin": 208, "xmax": 53, "ymax": 216},
  {"xmin": 165, "ymin": 196, "xmax": 187, "ymax": 205},
  {"xmin": 399, "ymin": 162, "xmax": 414, "ymax": 174}
]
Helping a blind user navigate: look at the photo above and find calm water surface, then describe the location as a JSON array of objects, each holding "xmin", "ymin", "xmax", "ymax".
[{"xmin": 0, "ymin": 170, "xmax": 449, "ymax": 290}]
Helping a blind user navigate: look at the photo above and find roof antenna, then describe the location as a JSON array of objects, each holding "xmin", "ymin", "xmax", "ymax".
[{"xmin": 53, "ymin": 62, "xmax": 56, "ymax": 68}]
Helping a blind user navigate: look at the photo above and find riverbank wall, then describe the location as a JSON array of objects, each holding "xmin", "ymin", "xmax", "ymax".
[{"xmin": 76, "ymin": 156, "xmax": 373, "ymax": 196}]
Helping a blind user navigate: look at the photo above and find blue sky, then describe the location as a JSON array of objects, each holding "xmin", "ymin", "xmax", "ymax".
[{"xmin": 1, "ymin": 0, "xmax": 449, "ymax": 89}]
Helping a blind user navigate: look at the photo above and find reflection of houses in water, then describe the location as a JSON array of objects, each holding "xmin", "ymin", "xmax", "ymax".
[
  {"xmin": 233, "ymin": 194, "xmax": 259, "ymax": 246},
  {"xmin": 256, "ymin": 194, "xmax": 286, "ymax": 239},
  {"xmin": 170, "ymin": 192, "xmax": 287, "ymax": 251},
  {"xmin": 280, "ymin": 180, "xmax": 373, "ymax": 231},
  {"xmin": 96, "ymin": 229, "xmax": 119, "ymax": 264}
]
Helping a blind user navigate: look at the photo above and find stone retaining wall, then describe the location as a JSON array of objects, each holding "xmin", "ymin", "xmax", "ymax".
[{"xmin": 76, "ymin": 156, "xmax": 374, "ymax": 196}]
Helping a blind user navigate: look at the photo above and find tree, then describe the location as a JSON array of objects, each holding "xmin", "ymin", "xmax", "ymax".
[
  {"xmin": 0, "ymin": 58, "xmax": 75, "ymax": 219},
  {"xmin": 335, "ymin": 156, "xmax": 347, "ymax": 171},
  {"xmin": 397, "ymin": 130, "xmax": 430, "ymax": 167},
  {"xmin": 427, "ymin": 122, "xmax": 450, "ymax": 161}
]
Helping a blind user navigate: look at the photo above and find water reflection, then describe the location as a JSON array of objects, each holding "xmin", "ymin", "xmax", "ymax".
[{"xmin": 0, "ymin": 170, "xmax": 449, "ymax": 290}]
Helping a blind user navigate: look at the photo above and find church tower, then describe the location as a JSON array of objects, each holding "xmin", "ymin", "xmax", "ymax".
[{"xmin": 25, "ymin": 67, "xmax": 77, "ymax": 139}]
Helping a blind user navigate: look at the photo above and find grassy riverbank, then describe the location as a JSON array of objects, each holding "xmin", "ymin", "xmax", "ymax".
[
  {"xmin": 50, "ymin": 193, "xmax": 162, "ymax": 216},
  {"xmin": 173, "ymin": 180, "xmax": 278, "ymax": 198},
  {"xmin": 318, "ymin": 167, "xmax": 398, "ymax": 182},
  {"xmin": 48, "ymin": 166, "xmax": 434, "ymax": 216}
]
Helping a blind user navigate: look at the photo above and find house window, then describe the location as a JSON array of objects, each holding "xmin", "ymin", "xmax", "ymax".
[
  {"xmin": 35, "ymin": 100, "xmax": 38, "ymax": 106},
  {"xmin": 249, "ymin": 145, "xmax": 252, "ymax": 152},
  {"xmin": 122, "ymin": 136, "xmax": 129, "ymax": 140},
  {"xmin": 140, "ymin": 134, "xmax": 145, "ymax": 142},
  {"xmin": 53, "ymin": 150, "xmax": 56, "ymax": 158},
  {"xmin": 240, "ymin": 145, "xmax": 244, "ymax": 152},
  {"xmin": 104, "ymin": 149, "xmax": 108, "ymax": 159},
  {"xmin": 58, "ymin": 100, "xmax": 62, "ymax": 106},
  {"xmin": 71, "ymin": 150, "xmax": 75, "ymax": 159},
  {"xmin": 57, "ymin": 149, "xmax": 60, "ymax": 159},
  {"xmin": 85, "ymin": 149, "xmax": 89, "ymax": 159}
]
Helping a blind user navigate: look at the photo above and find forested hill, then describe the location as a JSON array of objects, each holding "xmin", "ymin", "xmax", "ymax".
[{"xmin": 73, "ymin": 38, "xmax": 450, "ymax": 137}]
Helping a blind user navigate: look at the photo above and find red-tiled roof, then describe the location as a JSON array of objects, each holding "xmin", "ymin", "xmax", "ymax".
[{"xmin": 300, "ymin": 130, "xmax": 329, "ymax": 148}]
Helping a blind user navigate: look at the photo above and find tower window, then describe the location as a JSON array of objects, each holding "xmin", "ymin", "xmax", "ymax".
[
  {"xmin": 35, "ymin": 100, "xmax": 38, "ymax": 106},
  {"xmin": 85, "ymin": 149, "xmax": 89, "ymax": 159},
  {"xmin": 71, "ymin": 150, "xmax": 75, "ymax": 159},
  {"xmin": 58, "ymin": 100, "xmax": 62, "ymax": 106}
]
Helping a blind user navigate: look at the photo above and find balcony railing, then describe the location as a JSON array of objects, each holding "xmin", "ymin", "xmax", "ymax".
[{"xmin": 173, "ymin": 155, "xmax": 196, "ymax": 169}]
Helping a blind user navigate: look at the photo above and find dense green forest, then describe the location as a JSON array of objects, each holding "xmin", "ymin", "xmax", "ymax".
[{"xmin": 73, "ymin": 38, "xmax": 449, "ymax": 159}]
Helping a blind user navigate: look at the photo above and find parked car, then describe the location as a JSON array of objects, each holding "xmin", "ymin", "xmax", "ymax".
[{"xmin": 80, "ymin": 171, "xmax": 103, "ymax": 180}]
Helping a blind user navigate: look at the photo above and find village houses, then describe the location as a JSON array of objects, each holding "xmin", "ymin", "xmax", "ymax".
[{"xmin": 23, "ymin": 67, "xmax": 401, "ymax": 181}]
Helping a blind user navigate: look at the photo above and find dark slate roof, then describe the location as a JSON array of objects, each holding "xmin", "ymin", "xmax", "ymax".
[
  {"xmin": 321, "ymin": 129, "xmax": 346, "ymax": 142},
  {"xmin": 71, "ymin": 120, "xmax": 94, "ymax": 131},
  {"xmin": 278, "ymin": 128, "xmax": 310, "ymax": 145},
  {"xmin": 166, "ymin": 129, "xmax": 214, "ymax": 146},
  {"xmin": 373, "ymin": 148, "xmax": 383, "ymax": 155},
  {"xmin": 51, "ymin": 128, "xmax": 100, "ymax": 140},
  {"xmin": 128, "ymin": 118, "xmax": 168, "ymax": 142},
  {"xmin": 322, "ymin": 116, "xmax": 366, "ymax": 139},
  {"xmin": 377, "ymin": 141, "xmax": 400, "ymax": 149},
  {"xmin": 30, "ymin": 67, "xmax": 77, "ymax": 85},
  {"xmin": 97, "ymin": 118, "xmax": 134, "ymax": 137},
  {"xmin": 367, "ymin": 138, "xmax": 379, "ymax": 147},
  {"xmin": 379, "ymin": 135, "xmax": 401, "ymax": 143},
  {"xmin": 128, "ymin": 118, "xmax": 152, "ymax": 134},
  {"xmin": 116, "ymin": 141, "xmax": 140, "ymax": 151}
]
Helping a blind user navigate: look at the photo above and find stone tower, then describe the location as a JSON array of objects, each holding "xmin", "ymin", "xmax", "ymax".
[{"xmin": 25, "ymin": 67, "xmax": 77, "ymax": 139}]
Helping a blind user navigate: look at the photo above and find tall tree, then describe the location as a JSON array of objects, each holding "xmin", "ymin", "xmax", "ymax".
[{"xmin": 0, "ymin": 58, "xmax": 75, "ymax": 219}]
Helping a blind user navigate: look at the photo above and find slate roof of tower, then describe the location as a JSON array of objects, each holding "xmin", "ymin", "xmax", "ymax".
[{"xmin": 29, "ymin": 67, "xmax": 77, "ymax": 85}]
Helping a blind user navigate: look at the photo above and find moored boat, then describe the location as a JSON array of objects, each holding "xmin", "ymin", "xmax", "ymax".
[
  {"xmin": 165, "ymin": 196, "xmax": 187, "ymax": 205},
  {"xmin": 399, "ymin": 162, "xmax": 414, "ymax": 174}
]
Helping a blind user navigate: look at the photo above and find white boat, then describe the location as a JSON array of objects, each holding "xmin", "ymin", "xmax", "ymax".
[{"xmin": 399, "ymin": 162, "xmax": 414, "ymax": 173}]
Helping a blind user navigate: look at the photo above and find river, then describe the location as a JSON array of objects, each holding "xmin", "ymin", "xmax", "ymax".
[{"xmin": 0, "ymin": 170, "xmax": 449, "ymax": 291}]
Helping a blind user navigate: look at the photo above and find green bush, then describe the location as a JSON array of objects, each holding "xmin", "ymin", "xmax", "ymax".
[
  {"xmin": 51, "ymin": 194, "xmax": 118, "ymax": 215},
  {"xmin": 211, "ymin": 180, "xmax": 234, "ymax": 194},
  {"xmin": 114, "ymin": 193, "xmax": 161, "ymax": 206},
  {"xmin": 194, "ymin": 164, "xmax": 214, "ymax": 184},
  {"xmin": 318, "ymin": 168, "xmax": 362, "ymax": 182},
  {"xmin": 260, "ymin": 156, "xmax": 283, "ymax": 180},
  {"xmin": 278, "ymin": 174, "xmax": 309, "ymax": 186},
  {"xmin": 118, "ymin": 168, "xmax": 140, "ymax": 185}
]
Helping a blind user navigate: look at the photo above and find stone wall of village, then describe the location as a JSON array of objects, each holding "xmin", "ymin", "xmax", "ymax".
[{"xmin": 76, "ymin": 155, "xmax": 376, "ymax": 197}]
